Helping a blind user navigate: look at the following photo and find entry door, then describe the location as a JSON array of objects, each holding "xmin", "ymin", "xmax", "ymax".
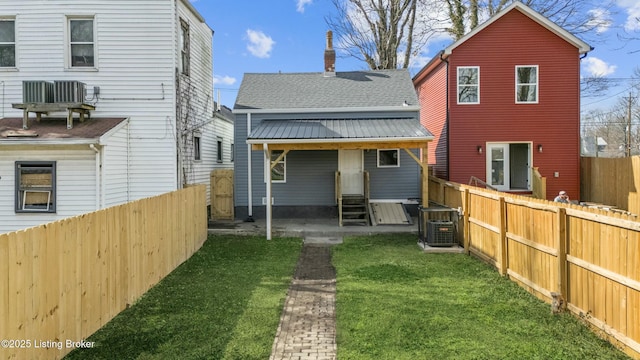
[
  {"xmin": 339, "ymin": 149, "xmax": 363, "ymax": 195},
  {"xmin": 487, "ymin": 144, "xmax": 509, "ymax": 191},
  {"xmin": 486, "ymin": 143, "xmax": 531, "ymax": 191}
]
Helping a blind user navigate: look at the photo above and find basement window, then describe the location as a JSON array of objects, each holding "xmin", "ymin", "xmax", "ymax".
[
  {"xmin": 15, "ymin": 161, "xmax": 56, "ymax": 213},
  {"xmin": 377, "ymin": 149, "xmax": 399, "ymax": 167}
]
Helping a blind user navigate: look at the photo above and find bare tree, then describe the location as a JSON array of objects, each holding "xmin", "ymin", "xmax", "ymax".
[
  {"xmin": 327, "ymin": 0, "xmax": 612, "ymax": 70},
  {"xmin": 326, "ymin": 0, "xmax": 434, "ymax": 69}
]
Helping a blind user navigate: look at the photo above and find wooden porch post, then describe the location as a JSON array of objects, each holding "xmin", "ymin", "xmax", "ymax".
[
  {"xmin": 422, "ymin": 145, "xmax": 429, "ymax": 207},
  {"xmin": 263, "ymin": 143, "xmax": 272, "ymax": 240}
]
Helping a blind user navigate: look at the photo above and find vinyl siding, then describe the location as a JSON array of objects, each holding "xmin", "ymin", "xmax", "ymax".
[
  {"xmin": 102, "ymin": 121, "xmax": 130, "ymax": 207},
  {"xmin": 447, "ymin": 9, "xmax": 581, "ymax": 199},
  {"xmin": 365, "ymin": 149, "xmax": 420, "ymax": 199},
  {"xmin": 0, "ymin": 149, "xmax": 96, "ymax": 234},
  {"xmin": 415, "ymin": 61, "xmax": 449, "ymax": 179},
  {"xmin": 0, "ymin": 0, "xmax": 221, "ymax": 211},
  {"xmin": 233, "ymin": 110, "xmax": 422, "ymax": 216}
]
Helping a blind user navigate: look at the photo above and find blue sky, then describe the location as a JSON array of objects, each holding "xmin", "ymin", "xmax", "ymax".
[{"xmin": 190, "ymin": 0, "xmax": 640, "ymax": 111}]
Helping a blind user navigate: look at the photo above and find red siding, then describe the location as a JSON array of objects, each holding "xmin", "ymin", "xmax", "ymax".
[
  {"xmin": 445, "ymin": 9, "xmax": 582, "ymax": 200},
  {"xmin": 416, "ymin": 61, "xmax": 448, "ymax": 178}
]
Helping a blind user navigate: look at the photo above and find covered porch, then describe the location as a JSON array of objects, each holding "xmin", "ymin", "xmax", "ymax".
[{"xmin": 246, "ymin": 118, "xmax": 433, "ymax": 240}]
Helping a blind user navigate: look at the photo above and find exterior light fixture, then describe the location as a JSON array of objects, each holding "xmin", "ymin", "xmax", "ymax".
[
  {"xmin": 477, "ymin": 145, "xmax": 483, "ymax": 154},
  {"xmin": 537, "ymin": 144, "xmax": 543, "ymax": 153}
]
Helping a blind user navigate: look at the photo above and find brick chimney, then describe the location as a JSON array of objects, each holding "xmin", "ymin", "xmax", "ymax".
[{"xmin": 324, "ymin": 30, "xmax": 336, "ymax": 77}]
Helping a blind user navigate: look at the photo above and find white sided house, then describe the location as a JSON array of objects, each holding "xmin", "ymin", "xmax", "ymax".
[{"xmin": 0, "ymin": 0, "xmax": 222, "ymax": 234}]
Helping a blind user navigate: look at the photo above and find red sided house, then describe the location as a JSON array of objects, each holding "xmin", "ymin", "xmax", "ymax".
[{"xmin": 413, "ymin": 1, "xmax": 591, "ymax": 200}]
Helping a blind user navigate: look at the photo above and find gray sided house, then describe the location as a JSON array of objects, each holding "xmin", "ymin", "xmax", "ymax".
[{"xmin": 233, "ymin": 33, "xmax": 433, "ymax": 229}]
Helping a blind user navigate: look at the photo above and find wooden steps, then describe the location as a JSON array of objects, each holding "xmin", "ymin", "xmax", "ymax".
[{"xmin": 340, "ymin": 195, "xmax": 369, "ymax": 226}]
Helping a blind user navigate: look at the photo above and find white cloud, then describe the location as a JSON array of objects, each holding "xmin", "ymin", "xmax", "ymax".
[
  {"xmin": 296, "ymin": 0, "xmax": 312, "ymax": 13},
  {"xmin": 582, "ymin": 57, "xmax": 617, "ymax": 77},
  {"xmin": 245, "ymin": 29, "xmax": 275, "ymax": 58},
  {"xmin": 586, "ymin": 8, "xmax": 612, "ymax": 34},
  {"xmin": 617, "ymin": 0, "xmax": 640, "ymax": 31},
  {"xmin": 213, "ymin": 75, "xmax": 236, "ymax": 86}
]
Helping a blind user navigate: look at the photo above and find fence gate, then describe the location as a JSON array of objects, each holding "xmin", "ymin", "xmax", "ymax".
[{"xmin": 210, "ymin": 169, "xmax": 234, "ymax": 220}]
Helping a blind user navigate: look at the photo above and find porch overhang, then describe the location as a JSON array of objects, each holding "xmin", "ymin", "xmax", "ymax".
[
  {"xmin": 247, "ymin": 118, "xmax": 434, "ymax": 151},
  {"xmin": 247, "ymin": 118, "xmax": 434, "ymax": 240}
]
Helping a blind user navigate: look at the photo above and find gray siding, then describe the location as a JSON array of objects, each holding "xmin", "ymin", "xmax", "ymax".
[
  {"xmin": 364, "ymin": 149, "xmax": 420, "ymax": 199},
  {"xmin": 234, "ymin": 109, "xmax": 423, "ymax": 217}
]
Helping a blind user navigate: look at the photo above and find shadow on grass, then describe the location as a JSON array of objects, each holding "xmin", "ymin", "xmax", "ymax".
[
  {"xmin": 64, "ymin": 235, "xmax": 302, "ymax": 360},
  {"xmin": 334, "ymin": 234, "xmax": 630, "ymax": 360}
]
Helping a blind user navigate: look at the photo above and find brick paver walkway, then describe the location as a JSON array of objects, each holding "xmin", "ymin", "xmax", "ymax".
[{"xmin": 270, "ymin": 244, "xmax": 337, "ymax": 360}]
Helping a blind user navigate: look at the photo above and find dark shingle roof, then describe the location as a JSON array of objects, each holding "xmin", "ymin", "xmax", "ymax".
[
  {"xmin": 248, "ymin": 118, "xmax": 433, "ymax": 142},
  {"xmin": 234, "ymin": 69, "xmax": 419, "ymax": 110}
]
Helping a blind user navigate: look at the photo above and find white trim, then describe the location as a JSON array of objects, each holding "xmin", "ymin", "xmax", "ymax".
[
  {"xmin": 443, "ymin": 2, "xmax": 592, "ymax": 56},
  {"xmin": 377, "ymin": 149, "xmax": 400, "ymax": 168},
  {"xmin": 98, "ymin": 118, "xmax": 130, "ymax": 144},
  {"xmin": 515, "ymin": 65, "xmax": 539, "ymax": 104},
  {"xmin": 247, "ymin": 135, "xmax": 433, "ymax": 145},
  {"xmin": 65, "ymin": 14, "xmax": 97, "ymax": 70},
  {"xmin": 233, "ymin": 105, "xmax": 421, "ymax": 115},
  {"xmin": 456, "ymin": 66, "xmax": 480, "ymax": 105}
]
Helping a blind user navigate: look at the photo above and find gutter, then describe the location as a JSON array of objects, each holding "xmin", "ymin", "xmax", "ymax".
[
  {"xmin": 246, "ymin": 135, "xmax": 434, "ymax": 145},
  {"xmin": 233, "ymin": 105, "xmax": 421, "ymax": 115}
]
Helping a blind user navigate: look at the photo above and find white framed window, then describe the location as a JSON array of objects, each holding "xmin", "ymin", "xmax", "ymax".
[
  {"xmin": 217, "ymin": 137, "xmax": 223, "ymax": 163},
  {"xmin": 193, "ymin": 135, "xmax": 201, "ymax": 160},
  {"xmin": 68, "ymin": 17, "xmax": 95, "ymax": 68},
  {"xmin": 179, "ymin": 18, "xmax": 190, "ymax": 76},
  {"xmin": 15, "ymin": 161, "xmax": 56, "ymax": 213},
  {"xmin": 377, "ymin": 149, "xmax": 399, "ymax": 167},
  {"xmin": 0, "ymin": 18, "xmax": 16, "ymax": 68},
  {"xmin": 457, "ymin": 66, "xmax": 479, "ymax": 104},
  {"xmin": 265, "ymin": 150, "xmax": 286, "ymax": 183},
  {"xmin": 516, "ymin": 65, "xmax": 538, "ymax": 103}
]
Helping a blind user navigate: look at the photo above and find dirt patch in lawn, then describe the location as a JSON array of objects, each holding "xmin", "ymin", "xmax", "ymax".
[{"xmin": 294, "ymin": 244, "xmax": 336, "ymax": 281}]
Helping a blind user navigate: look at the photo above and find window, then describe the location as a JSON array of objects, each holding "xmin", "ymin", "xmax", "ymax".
[
  {"xmin": 266, "ymin": 150, "xmax": 286, "ymax": 183},
  {"xmin": 230, "ymin": 143, "xmax": 234, "ymax": 162},
  {"xmin": 457, "ymin": 66, "xmax": 479, "ymax": 104},
  {"xmin": 217, "ymin": 138, "xmax": 223, "ymax": 163},
  {"xmin": 516, "ymin": 65, "xmax": 538, "ymax": 103},
  {"xmin": 69, "ymin": 17, "xmax": 95, "ymax": 67},
  {"xmin": 377, "ymin": 149, "xmax": 399, "ymax": 167},
  {"xmin": 15, "ymin": 161, "xmax": 56, "ymax": 213},
  {"xmin": 0, "ymin": 18, "xmax": 15, "ymax": 68},
  {"xmin": 179, "ymin": 19, "xmax": 190, "ymax": 76},
  {"xmin": 193, "ymin": 136, "xmax": 201, "ymax": 160}
]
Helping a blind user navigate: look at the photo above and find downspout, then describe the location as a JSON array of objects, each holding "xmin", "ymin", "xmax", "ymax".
[
  {"xmin": 89, "ymin": 144, "xmax": 101, "ymax": 210},
  {"xmin": 246, "ymin": 113, "xmax": 254, "ymax": 221},
  {"xmin": 440, "ymin": 52, "xmax": 450, "ymax": 180}
]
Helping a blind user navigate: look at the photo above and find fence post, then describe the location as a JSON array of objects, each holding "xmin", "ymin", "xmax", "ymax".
[
  {"xmin": 556, "ymin": 207, "xmax": 568, "ymax": 310},
  {"xmin": 463, "ymin": 188, "xmax": 470, "ymax": 254},
  {"xmin": 498, "ymin": 197, "xmax": 508, "ymax": 276}
]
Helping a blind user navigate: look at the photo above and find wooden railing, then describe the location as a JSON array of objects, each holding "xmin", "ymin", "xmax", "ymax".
[
  {"xmin": 429, "ymin": 176, "xmax": 640, "ymax": 359},
  {"xmin": 531, "ymin": 167, "xmax": 547, "ymax": 200},
  {"xmin": 0, "ymin": 186, "xmax": 208, "ymax": 360}
]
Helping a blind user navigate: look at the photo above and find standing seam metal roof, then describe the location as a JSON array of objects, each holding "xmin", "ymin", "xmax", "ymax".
[{"xmin": 247, "ymin": 118, "xmax": 433, "ymax": 141}]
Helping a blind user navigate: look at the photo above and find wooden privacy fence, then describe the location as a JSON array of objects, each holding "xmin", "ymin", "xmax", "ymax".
[
  {"xmin": 429, "ymin": 177, "xmax": 640, "ymax": 359},
  {"xmin": 581, "ymin": 156, "xmax": 640, "ymax": 215},
  {"xmin": 0, "ymin": 185, "xmax": 208, "ymax": 360}
]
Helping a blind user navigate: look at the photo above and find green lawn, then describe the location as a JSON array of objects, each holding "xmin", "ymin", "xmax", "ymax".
[
  {"xmin": 64, "ymin": 235, "xmax": 302, "ymax": 360},
  {"xmin": 64, "ymin": 233, "xmax": 629, "ymax": 360},
  {"xmin": 334, "ymin": 234, "xmax": 630, "ymax": 360}
]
